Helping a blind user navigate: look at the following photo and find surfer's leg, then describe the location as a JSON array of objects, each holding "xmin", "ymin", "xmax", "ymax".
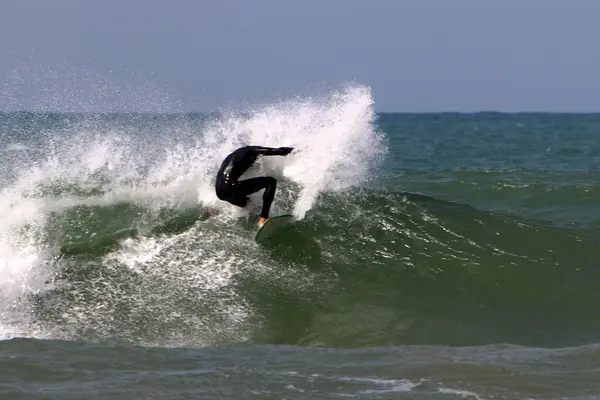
[
  {"xmin": 216, "ymin": 181, "xmax": 249, "ymax": 209},
  {"xmin": 234, "ymin": 177, "xmax": 277, "ymax": 220},
  {"xmin": 227, "ymin": 195, "xmax": 249, "ymax": 208}
]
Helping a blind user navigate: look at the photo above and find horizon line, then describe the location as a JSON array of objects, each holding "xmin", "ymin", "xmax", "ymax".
[{"xmin": 1, "ymin": 110, "xmax": 600, "ymax": 115}]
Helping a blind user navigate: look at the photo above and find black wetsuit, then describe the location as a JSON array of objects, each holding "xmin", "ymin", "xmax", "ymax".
[{"xmin": 215, "ymin": 146, "xmax": 293, "ymax": 219}]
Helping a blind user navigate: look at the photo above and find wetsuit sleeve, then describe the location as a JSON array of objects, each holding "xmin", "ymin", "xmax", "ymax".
[{"xmin": 247, "ymin": 146, "xmax": 294, "ymax": 156}]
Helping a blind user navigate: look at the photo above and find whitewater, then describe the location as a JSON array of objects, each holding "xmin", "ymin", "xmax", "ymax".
[{"xmin": 0, "ymin": 84, "xmax": 387, "ymax": 345}]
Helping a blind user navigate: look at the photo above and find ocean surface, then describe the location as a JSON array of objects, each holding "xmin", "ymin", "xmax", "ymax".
[{"xmin": 1, "ymin": 85, "xmax": 600, "ymax": 399}]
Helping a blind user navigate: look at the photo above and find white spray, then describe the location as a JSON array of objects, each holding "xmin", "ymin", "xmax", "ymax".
[{"xmin": 0, "ymin": 83, "xmax": 386, "ymax": 344}]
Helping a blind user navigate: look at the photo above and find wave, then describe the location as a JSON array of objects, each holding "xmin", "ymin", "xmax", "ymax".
[
  {"xmin": 0, "ymin": 84, "xmax": 387, "ymax": 345},
  {"xmin": 2, "ymin": 85, "xmax": 599, "ymax": 350},
  {"xmin": 5, "ymin": 185, "xmax": 600, "ymax": 349},
  {"xmin": 378, "ymin": 169, "xmax": 600, "ymax": 228}
]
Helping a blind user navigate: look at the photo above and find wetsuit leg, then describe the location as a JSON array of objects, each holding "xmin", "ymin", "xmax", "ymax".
[{"xmin": 233, "ymin": 177, "xmax": 277, "ymax": 219}]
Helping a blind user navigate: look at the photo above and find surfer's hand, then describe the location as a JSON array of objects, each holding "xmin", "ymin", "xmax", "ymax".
[{"xmin": 278, "ymin": 147, "xmax": 294, "ymax": 155}]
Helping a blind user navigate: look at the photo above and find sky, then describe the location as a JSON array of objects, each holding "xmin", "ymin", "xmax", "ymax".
[{"xmin": 0, "ymin": 0, "xmax": 599, "ymax": 112}]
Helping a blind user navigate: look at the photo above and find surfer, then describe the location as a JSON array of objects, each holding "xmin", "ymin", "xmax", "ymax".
[{"xmin": 215, "ymin": 145, "xmax": 294, "ymax": 227}]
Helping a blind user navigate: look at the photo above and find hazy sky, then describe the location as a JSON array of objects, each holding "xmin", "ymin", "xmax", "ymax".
[{"xmin": 1, "ymin": 0, "xmax": 599, "ymax": 112}]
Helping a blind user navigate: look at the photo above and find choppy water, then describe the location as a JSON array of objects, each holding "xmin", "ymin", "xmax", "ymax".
[{"xmin": 1, "ymin": 85, "xmax": 600, "ymax": 399}]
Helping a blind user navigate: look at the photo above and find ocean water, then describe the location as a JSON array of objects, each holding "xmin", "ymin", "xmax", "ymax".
[{"xmin": 1, "ymin": 85, "xmax": 600, "ymax": 399}]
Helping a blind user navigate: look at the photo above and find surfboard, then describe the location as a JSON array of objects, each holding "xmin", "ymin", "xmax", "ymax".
[{"xmin": 255, "ymin": 214, "xmax": 295, "ymax": 242}]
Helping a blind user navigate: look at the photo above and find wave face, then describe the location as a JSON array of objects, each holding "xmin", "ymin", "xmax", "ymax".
[{"xmin": 1, "ymin": 90, "xmax": 600, "ymax": 350}]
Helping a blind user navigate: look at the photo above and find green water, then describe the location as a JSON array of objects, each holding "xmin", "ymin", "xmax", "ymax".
[{"xmin": 1, "ymin": 108, "xmax": 600, "ymax": 399}]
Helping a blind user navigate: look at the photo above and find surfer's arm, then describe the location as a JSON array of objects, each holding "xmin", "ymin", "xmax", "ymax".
[{"xmin": 247, "ymin": 146, "xmax": 294, "ymax": 156}]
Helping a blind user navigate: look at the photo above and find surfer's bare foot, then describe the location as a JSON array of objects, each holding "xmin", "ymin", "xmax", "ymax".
[{"xmin": 258, "ymin": 217, "xmax": 268, "ymax": 228}]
